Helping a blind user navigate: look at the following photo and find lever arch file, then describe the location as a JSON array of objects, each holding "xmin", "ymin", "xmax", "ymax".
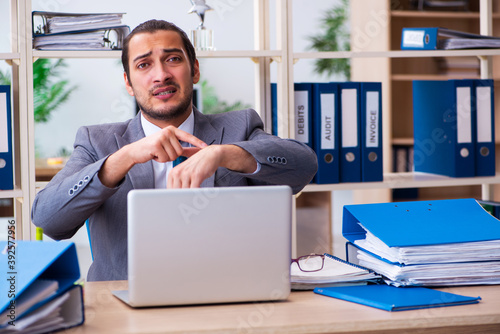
[
  {"xmin": 360, "ymin": 82, "xmax": 383, "ymax": 182},
  {"xmin": 0, "ymin": 241, "xmax": 84, "ymax": 332},
  {"xmin": 0, "ymin": 85, "xmax": 14, "ymax": 190},
  {"xmin": 474, "ymin": 79, "xmax": 496, "ymax": 176},
  {"xmin": 312, "ymin": 83, "xmax": 340, "ymax": 184},
  {"xmin": 339, "ymin": 82, "xmax": 361, "ymax": 182},
  {"xmin": 413, "ymin": 79, "xmax": 475, "ymax": 177}
]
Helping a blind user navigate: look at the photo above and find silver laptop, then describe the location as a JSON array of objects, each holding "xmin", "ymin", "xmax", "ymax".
[{"xmin": 113, "ymin": 185, "xmax": 292, "ymax": 307}]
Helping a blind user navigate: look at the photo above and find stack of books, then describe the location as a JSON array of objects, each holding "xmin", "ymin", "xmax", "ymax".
[
  {"xmin": 32, "ymin": 11, "xmax": 130, "ymax": 50},
  {"xmin": 343, "ymin": 198, "xmax": 500, "ymax": 287}
]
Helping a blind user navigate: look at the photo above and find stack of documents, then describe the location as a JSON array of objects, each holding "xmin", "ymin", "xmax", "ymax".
[
  {"xmin": 32, "ymin": 11, "xmax": 130, "ymax": 50},
  {"xmin": 0, "ymin": 241, "xmax": 84, "ymax": 333},
  {"xmin": 291, "ymin": 253, "xmax": 380, "ymax": 290},
  {"xmin": 343, "ymin": 198, "xmax": 500, "ymax": 287}
]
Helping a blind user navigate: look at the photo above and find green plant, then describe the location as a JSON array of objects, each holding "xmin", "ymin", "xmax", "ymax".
[
  {"xmin": 201, "ymin": 79, "xmax": 251, "ymax": 114},
  {"xmin": 308, "ymin": 0, "xmax": 350, "ymax": 79},
  {"xmin": 0, "ymin": 58, "xmax": 75, "ymax": 123}
]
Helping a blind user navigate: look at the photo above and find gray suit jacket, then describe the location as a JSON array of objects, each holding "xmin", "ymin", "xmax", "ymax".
[{"xmin": 32, "ymin": 108, "xmax": 317, "ymax": 281}]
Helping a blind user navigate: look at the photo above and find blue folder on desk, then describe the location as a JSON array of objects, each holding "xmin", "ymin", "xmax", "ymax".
[
  {"xmin": 314, "ymin": 285, "xmax": 481, "ymax": 311},
  {"xmin": 0, "ymin": 241, "xmax": 84, "ymax": 330},
  {"xmin": 343, "ymin": 198, "xmax": 500, "ymax": 248}
]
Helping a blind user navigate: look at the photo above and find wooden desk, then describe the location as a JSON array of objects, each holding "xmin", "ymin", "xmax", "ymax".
[{"xmin": 67, "ymin": 281, "xmax": 500, "ymax": 334}]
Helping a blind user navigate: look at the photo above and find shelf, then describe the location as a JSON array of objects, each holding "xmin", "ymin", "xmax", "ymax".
[
  {"xmin": 303, "ymin": 172, "xmax": 500, "ymax": 192},
  {"xmin": 32, "ymin": 49, "xmax": 281, "ymax": 59},
  {"xmin": 391, "ymin": 10, "xmax": 485, "ymax": 19},
  {"xmin": 392, "ymin": 73, "xmax": 480, "ymax": 81},
  {"xmin": 0, "ymin": 52, "xmax": 21, "ymax": 60},
  {"xmin": 294, "ymin": 49, "xmax": 500, "ymax": 60},
  {"xmin": 0, "ymin": 188, "xmax": 23, "ymax": 199}
]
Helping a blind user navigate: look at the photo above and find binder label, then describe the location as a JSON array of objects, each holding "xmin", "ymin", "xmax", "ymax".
[
  {"xmin": 342, "ymin": 89, "xmax": 358, "ymax": 148},
  {"xmin": 294, "ymin": 90, "xmax": 309, "ymax": 143},
  {"xmin": 0, "ymin": 93, "xmax": 8, "ymax": 153},
  {"xmin": 320, "ymin": 93, "xmax": 335, "ymax": 150},
  {"xmin": 476, "ymin": 86, "xmax": 492, "ymax": 143},
  {"xmin": 456, "ymin": 87, "xmax": 472, "ymax": 144},
  {"xmin": 366, "ymin": 91, "xmax": 379, "ymax": 148},
  {"xmin": 402, "ymin": 29, "xmax": 425, "ymax": 48}
]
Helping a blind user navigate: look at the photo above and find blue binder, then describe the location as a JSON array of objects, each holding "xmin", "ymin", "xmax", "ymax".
[
  {"xmin": 342, "ymin": 198, "xmax": 500, "ymax": 247},
  {"xmin": 401, "ymin": 27, "xmax": 500, "ymax": 50},
  {"xmin": 0, "ymin": 241, "xmax": 83, "ymax": 329},
  {"xmin": 271, "ymin": 83, "xmax": 278, "ymax": 136},
  {"xmin": 339, "ymin": 82, "xmax": 361, "ymax": 183},
  {"xmin": 413, "ymin": 79, "xmax": 475, "ymax": 177},
  {"xmin": 314, "ymin": 285, "xmax": 480, "ymax": 311},
  {"xmin": 312, "ymin": 83, "xmax": 339, "ymax": 184},
  {"xmin": 0, "ymin": 85, "xmax": 14, "ymax": 190},
  {"xmin": 473, "ymin": 79, "xmax": 496, "ymax": 176},
  {"xmin": 294, "ymin": 83, "xmax": 313, "ymax": 149},
  {"xmin": 360, "ymin": 82, "xmax": 383, "ymax": 182}
]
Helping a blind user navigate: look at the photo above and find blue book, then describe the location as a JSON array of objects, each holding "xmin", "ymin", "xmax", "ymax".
[
  {"xmin": 0, "ymin": 85, "xmax": 14, "ymax": 190},
  {"xmin": 473, "ymin": 79, "xmax": 496, "ymax": 176},
  {"xmin": 312, "ymin": 83, "xmax": 340, "ymax": 184},
  {"xmin": 271, "ymin": 83, "xmax": 278, "ymax": 136},
  {"xmin": 314, "ymin": 285, "xmax": 480, "ymax": 311},
  {"xmin": 413, "ymin": 79, "xmax": 475, "ymax": 177},
  {"xmin": 360, "ymin": 82, "xmax": 383, "ymax": 182},
  {"xmin": 339, "ymin": 82, "xmax": 361, "ymax": 183}
]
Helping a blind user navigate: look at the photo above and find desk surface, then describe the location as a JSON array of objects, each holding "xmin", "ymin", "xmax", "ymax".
[{"xmin": 69, "ymin": 281, "xmax": 500, "ymax": 334}]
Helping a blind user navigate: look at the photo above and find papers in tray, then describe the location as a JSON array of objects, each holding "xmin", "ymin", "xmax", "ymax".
[
  {"xmin": 291, "ymin": 253, "xmax": 380, "ymax": 290},
  {"xmin": 33, "ymin": 26, "xmax": 130, "ymax": 50}
]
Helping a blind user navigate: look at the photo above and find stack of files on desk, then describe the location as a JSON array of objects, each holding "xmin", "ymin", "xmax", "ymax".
[
  {"xmin": 271, "ymin": 81, "xmax": 383, "ymax": 184},
  {"xmin": 413, "ymin": 79, "xmax": 495, "ymax": 178},
  {"xmin": 0, "ymin": 85, "xmax": 14, "ymax": 190},
  {"xmin": 0, "ymin": 241, "xmax": 84, "ymax": 333},
  {"xmin": 32, "ymin": 11, "xmax": 130, "ymax": 50},
  {"xmin": 290, "ymin": 253, "xmax": 380, "ymax": 290},
  {"xmin": 401, "ymin": 27, "xmax": 500, "ymax": 50},
  {"xmin": 343, "ymin": 198, "xmax": 500, "ymax": 287}
]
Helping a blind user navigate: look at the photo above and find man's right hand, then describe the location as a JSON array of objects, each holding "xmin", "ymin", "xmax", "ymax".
[{"xmin": 98, "ymin": 126, "xmax": 207, "ymax": 188}]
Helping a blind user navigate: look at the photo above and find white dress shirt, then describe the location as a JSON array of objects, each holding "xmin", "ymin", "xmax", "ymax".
[{"xmin": 140, "ymin": 111, "xmax": 195, "ymax": 188}]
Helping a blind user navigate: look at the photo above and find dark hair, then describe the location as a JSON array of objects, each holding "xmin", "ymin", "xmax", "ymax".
[{"xmin": 121, "ymin": 20, "xmax": 197, "ymax": 80}]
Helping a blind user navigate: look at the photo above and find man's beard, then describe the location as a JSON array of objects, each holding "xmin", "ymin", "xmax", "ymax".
[{"xmin": 137, "ymin": 86, "xmax": 193, "ymax": 122}]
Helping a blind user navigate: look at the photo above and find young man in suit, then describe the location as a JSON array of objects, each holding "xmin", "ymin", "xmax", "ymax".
[{"xmin": 32, "ymin": 20, "xmax": 317, "ymax": 281}]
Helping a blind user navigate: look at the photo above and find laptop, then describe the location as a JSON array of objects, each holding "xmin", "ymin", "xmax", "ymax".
[{"xmin": 112, "ymin": 185, "xmax": 292, "ymax": 307}]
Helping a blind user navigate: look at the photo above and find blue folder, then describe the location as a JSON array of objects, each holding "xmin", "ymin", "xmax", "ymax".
[
  {"xmin": 473, "ymin": 79, "xmax": 496, "ymax": 176},
  {"xmin": 312, "ymin": 82, "xmax": 340, "ymax": 184},
  {"xmin": 0, "ymin": 85, "xmax": 14, "ymax": 190},
  {"xmin": 400, "ymin": 27, "xmax": 499, "ymax": 50},
  {"xmin": 339, "ymin": 82, "xmax": 361, "ymax": 183},
  {"xmin": 314, "ymin": 285, "xmax": 480, "ymax": 311},
  {"xmin": 342, "ymin": 198, "xmax": 500, "ymax": 248},
  {"xmin": 294, "ymin": 83, "xmax": 313, "ymax": 149},
  {"xmin": 360, "ymin": 82, "xmax": 383, "ymax": 182},
  {"xmin": 413, "ymin": 79, "xmax": 476, "ymax": 177},
  {"xmin": 0, "ymin": 241, "xmax": 82, "ymax": 327}
]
